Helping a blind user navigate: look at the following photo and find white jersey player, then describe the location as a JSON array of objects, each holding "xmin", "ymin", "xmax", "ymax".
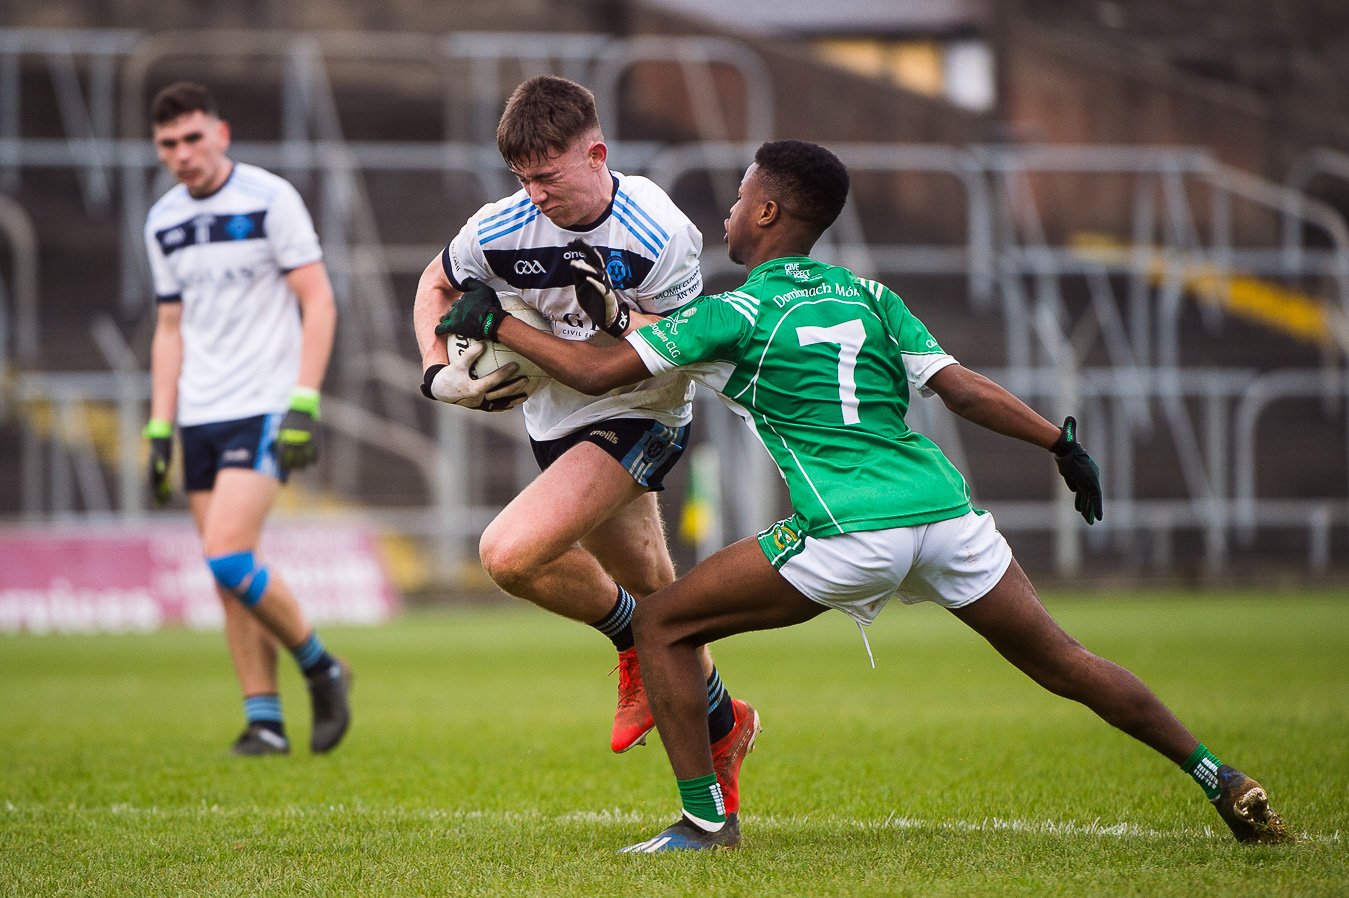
[
  {"xmin": 143, "ymin": 82, "xmax": 350, "ymax": 757},
  {"xmin": 145, "ymin": 161, "xmax": 320, "ymax": 426},
  {"xmin": 440, "ymin": 170, "xmax": 701, "ymax": 441},
  {"xmin": 413, "ymin": 76, "xmax": 743, "ymax": 760}
]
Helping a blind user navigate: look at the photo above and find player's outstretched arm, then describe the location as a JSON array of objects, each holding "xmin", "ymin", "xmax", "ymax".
[
  {"xmin": 435, "ymin": 287, "xmax": 648, "ymax": 395},
  {"xmin": 499, "ymin": 316, "xmax": 649, "ymax": 395},
  {"xmin": 926, "ymin": 364, "xmax": 1103, "ymax": 523},
  {"xmin": 926, "ymin": 364, "xmax": 1061, "ymax": 447}
]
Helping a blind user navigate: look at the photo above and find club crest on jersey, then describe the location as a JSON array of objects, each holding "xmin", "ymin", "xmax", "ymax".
[
  {"xmin": 767, "ymin": 519, "xmax": 802, "ymax": 551},
  {"xmin": 605, "ymin": 251, "xmax": 633, "ymax": 289},
  {"xmin": 225, "ymin": 214, "xmax": 256, "ymax": 240}
]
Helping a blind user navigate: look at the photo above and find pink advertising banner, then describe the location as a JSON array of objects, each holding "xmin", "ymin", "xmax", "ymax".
[{"xmin": 0, "ymin": 523, "xmax": 401, "ymax": 634}]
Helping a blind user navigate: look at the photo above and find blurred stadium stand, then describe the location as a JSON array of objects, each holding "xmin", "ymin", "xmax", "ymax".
[{"xmin": 1, "ymin": 1, "xmax": 1347, "ymax": 596}]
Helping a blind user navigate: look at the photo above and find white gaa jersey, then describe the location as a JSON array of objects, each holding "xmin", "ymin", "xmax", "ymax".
[
  {"xmin": 443, "ymin": 172, "xmax": 703, "ymax": 441},
  {"xmin": 144, "ymin": 162, "xmax": 323, "ymax": 426}
]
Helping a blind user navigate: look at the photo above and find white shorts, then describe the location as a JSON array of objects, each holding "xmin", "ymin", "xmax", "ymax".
[{"xmin": 770, "ymin": 511, "xmax": 1013, "ymax": 625}]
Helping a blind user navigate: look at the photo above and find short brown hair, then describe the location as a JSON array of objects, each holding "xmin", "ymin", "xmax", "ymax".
[
  {"xmin": 495, "ymin": 76, "xmax": 601, "ymax": 169},
  {"xmin": 150, "ymin": 82, "xmax": 220, "ymax": 126}
]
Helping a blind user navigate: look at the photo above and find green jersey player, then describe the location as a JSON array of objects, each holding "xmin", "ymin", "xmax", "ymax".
[{"xmin": 438, "ymin": 140, "xmax": 1289, "ymax": 851}]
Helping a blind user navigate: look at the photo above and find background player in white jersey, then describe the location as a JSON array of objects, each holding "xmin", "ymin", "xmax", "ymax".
[
  {"xmin": 143, "ymin": 82, "xmax": 351, "ymax": 756},
  {"xmin": 437, "ymin": 140, "xmax": 1290, "ymax": 851},
  {"xmin": 412, "ymin": 76, "xmax": 750, "ymax": 760}
]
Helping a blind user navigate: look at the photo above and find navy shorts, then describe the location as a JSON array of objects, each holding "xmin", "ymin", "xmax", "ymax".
[
  {"xmin": 179, "ymin": 413, "xmax": 287, "ymax": 492},
  {"xmin": 530, "ymin": 418, "xmax": 689, "ymax": 492}
]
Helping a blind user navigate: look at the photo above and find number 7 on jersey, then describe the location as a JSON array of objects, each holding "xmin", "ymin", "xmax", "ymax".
[{"xmin": 797, "ymin": 320, "xmax": 865, "ymax": 425}]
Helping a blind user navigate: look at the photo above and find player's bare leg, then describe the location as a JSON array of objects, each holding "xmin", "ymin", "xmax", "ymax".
[
  {"xmin": 189, "ymin": 489, "xmax": 280, "ymax": 698},
  {"xmin": 950, "ymin": 558, "xmax": 1198, "ymax": 762},
  {"xmin": 480, "ymin": 443, "xmax": 652, "ymax": 620},
  {"xmin": 951, "ymin": 557, "xmax": 1289, "ymax": 842},
  {"xmin": 199, "ymin": 470, "xmax": 311, "ymax": 645},
  {"xmin": 190, "ymin": 486, "xmax": 288, "ymax": 753},
  {"xmin": 582, "ymin": 490, "xmax": 674, "ymax": 598},
  {"xmin": 626, "ymin": 536, "xmax": 822, "ymax": 848},
  {"xmin": 481, "ymin": 442, "xmax": 713, "ymax": 749},
  {"xmin": 581, "ymin": 490, "xmax": 714, "ymax": 673},
  {"xmin": 634, "ymin": 536, "xmax": 823, "ymax": 778},
  {"xmin": 198, "ymin": 467, "xmax": 351, "ymax": 753}
]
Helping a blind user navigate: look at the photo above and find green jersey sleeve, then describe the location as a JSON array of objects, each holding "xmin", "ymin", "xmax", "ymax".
[
  {"xmin": 865, "ymin": 279, "xmax": 958, "ymax": 395},
  {"xmin": 626, "ymin": 292, "xmax": 755, "ymax": 391}
]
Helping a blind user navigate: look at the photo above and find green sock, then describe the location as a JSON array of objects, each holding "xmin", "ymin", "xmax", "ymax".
[
  {"xmin": 677, "ymin": 774, "xmax": 726, "ymax": 830},
  {"xmin": 1181, "ymin": 744, "xmax": 1223, "ymax": 799}
]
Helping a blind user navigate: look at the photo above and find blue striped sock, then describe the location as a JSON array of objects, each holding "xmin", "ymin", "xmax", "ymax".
[
  {"xmin": 706, "ymin": 667, "xmax": 734, "ymax": 743},
  {"xmin": 244, "ymin": 694, "xmax": 284, "ymax": 734},
  {"xmin": 291, "ymin": 632, "xmax": 335, "ymax": 676},
  {"xmin": 592, "ymin": 585, "xmax": 636, "ymax": 651}
]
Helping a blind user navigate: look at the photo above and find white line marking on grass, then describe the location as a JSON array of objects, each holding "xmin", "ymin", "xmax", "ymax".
[{"xmin": 10, "ymin": 804, "xmax": 1338, "ymax": 845}]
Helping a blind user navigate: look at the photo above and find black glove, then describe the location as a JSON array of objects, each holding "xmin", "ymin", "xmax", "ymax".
[
  {"xmin": 567, "ymin": 239, "xmax": 630, "ymax": 337},
  {"xmin": 144, "ymin": 419, "xmax": 172, "ymax": 507},
  {"xmin": 435, "ymin": 278, "xmax": 506, "ymax": 341},
  {"xmin": 1050, "ymin": 416, "xmax": 1103, "ymax": 525},
  {"xmin": 275, "ymin": 389, "xmax": 321, "ymax": 472}
]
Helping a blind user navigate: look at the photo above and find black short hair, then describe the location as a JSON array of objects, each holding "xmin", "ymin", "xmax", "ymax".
[
  {"xmin": 150, "ymin": 82, "xmax": 220, "ymax": 126},
  {"xmin": 753, "ymin": 140, "xmax": 850, "ymax": 235}
]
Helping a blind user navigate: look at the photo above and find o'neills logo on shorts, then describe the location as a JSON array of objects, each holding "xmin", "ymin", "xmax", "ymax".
[
  {"xmin": 222, "ymin": 448, "xmax": 252, "ymax": 463},
  {"xmin": 589, "ymin": 430, "xmax": 619, "ymax": 445}
]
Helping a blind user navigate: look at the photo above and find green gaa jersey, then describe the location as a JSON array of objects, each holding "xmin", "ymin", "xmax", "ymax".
[{"xmin": 627, "ymin": 256, "xmax": 972, "ymax": 540}]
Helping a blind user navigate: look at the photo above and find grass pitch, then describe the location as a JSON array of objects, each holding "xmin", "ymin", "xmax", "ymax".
[{"xmin": 1, "ymin": 588, "xmax": 1346, "ymax": 897}]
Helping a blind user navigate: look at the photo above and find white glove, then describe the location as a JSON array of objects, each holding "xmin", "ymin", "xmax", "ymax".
[{"xmin": 420, "ymin": 342, "xmax": 527, "ymax": 411}]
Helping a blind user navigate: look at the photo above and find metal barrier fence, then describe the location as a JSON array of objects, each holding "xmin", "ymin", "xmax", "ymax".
[{"xmin": 1, "ymin": 28, "xmax": 1346, "ymax": 578}]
